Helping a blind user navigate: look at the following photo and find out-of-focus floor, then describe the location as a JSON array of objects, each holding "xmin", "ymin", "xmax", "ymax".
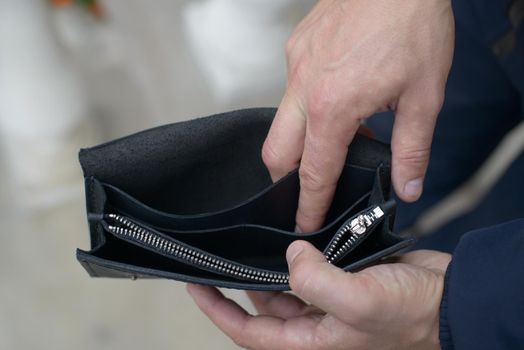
[
  {"xmin": 0, "ymin": 1, "xmax": 291, "ymax": 349},
  {"xmin": 0, "ymin": 197, "xmax": 256, "ymax": 350}
]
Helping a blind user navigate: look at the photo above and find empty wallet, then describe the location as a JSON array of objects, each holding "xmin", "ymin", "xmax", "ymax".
[{"xmin": 76, "ymin": 108, "xmax": 415, "ymax": 291}]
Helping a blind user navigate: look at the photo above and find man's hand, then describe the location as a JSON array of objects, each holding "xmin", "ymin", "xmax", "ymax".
[
  {"xmin": 262, "ymin": 0, "xmax": 455, "ymax": 232},
  {"xmin": 187, "ymin": 243, "xmax": 451, "ymax": 350}
]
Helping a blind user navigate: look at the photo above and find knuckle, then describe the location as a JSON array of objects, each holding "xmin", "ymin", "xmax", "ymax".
[
  {"xmin": 289, "ymin": 263, "xmax": 313, "ymax": 296},
  {"xmin": 410, "ymin": 91, "xmax": 445, "ymax": 117},
  {"xmin": 298, "ymin": 164, "xmax": 332, "ymax": 194},
  {"xmin": 309, "ymin": 84, "xmax": 365, "ymax": 124},
  {"xmin": 292, "ymin": 54, "xmax": 310, "ymax": 77},
  {"xmin": 261, "ymin": 140, "xmax": 284, "ymax": 170},
  {"xmin": 385, "ymin": 68, "xmax": 406, "ymax": 88},
  {"xmin": 285, "ymin": 35, "xmax": 298, "ymax": 58},
  {"xmin": 307, "ymin": 83, "xmax": 336, "ymax": 120},
  {"xmin": 426, "ymin": 92, "xmax": 445, "ymax": 115},
  {"xmin": 393, "ymin": 146, "xmax": 430, "ymax": 168},
  {"xmin": 287, "ymin": 60, "xmax": 306, "ymax": 90},
  {"xmin": 230, "ymin": 330, "xmax": 251, "ymax": 349}
]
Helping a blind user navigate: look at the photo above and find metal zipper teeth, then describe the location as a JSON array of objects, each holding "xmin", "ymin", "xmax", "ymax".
[
  {"xmin": 326, "ymin": 227, "xmax": 363, "ymax": 264},
  {"xmin": 106, "ymin": 214, "xmax": 289, "ymax": 284},
  {"xmin": 325, "ymin": 206, "xmax": 385, "ymax": 264}
]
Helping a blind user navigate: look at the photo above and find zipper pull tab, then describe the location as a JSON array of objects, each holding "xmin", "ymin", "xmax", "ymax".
[
  {"xmin": 324, "ymin": 200, "xmax": 395, "ymax": 264},
  {"xmin": 348, "ymin": 200, "xmax": 395, "ymax": 235},
  {"xmin": 347, "ymin": 206, "xmax": 385, "ymax": 235}
]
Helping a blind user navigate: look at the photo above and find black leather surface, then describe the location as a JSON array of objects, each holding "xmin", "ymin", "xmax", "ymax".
[{"xmin": 77, "ymin": 108, "xmax": 414, "ymax": 290}]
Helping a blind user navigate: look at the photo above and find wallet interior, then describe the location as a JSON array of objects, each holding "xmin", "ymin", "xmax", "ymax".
[{"xmin": 77, "ymin": 108, "xmax": 414, "ymax": 290}]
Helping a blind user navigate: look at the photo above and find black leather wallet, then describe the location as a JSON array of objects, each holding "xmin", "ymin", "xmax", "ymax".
[{"xmin": 77, "ymin": 108, "xmax": 414, "ymax": 291}]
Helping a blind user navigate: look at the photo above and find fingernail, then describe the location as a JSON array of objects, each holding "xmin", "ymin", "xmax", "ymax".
[
  {"xmin": 294, "ymin": 225, "xmax": 303, "ymax": 233},
  {"xmin": 287, "ymin": 242, "xmax": 304, "ymax": 264},
  {"xmin": 403, "ymin": 178, "xmax": 423, "ymax": 199}
]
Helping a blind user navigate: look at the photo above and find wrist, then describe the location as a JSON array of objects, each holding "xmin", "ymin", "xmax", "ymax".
[
  {"xmin": 410, "ymin": 270, "xmax": 446, "ymax": 350},
  {"xmin": 437, "ymin": 261, "xmax": 454, "ymax": 350},
  {"xmin": 427, "ymin": 271, "xmax": 446, "ymax": 350}
]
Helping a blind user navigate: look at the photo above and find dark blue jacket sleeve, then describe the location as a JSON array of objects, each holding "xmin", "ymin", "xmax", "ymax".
[{"xmin": 439, "ymin": 219, "xmax": 524, "ymax": 349}]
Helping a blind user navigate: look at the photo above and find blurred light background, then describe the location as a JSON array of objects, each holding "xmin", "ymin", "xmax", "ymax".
[{"xmin": 0, "ymin": 0, "xmax": 314, "ymax": 349}]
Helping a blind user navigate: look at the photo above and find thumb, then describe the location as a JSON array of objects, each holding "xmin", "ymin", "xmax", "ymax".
[
  {"xmin": 391, "ymin": 97, "xmax": 440, "ymax": 202},
  {"xmin": 286, "ymin": 241, "xmax": 371, "ymax": 323}
]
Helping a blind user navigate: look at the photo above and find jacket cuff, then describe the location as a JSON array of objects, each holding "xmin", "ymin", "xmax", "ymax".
[{"xmin": 439, "ymin": 260, "xmax": 454, "ymax": 350}]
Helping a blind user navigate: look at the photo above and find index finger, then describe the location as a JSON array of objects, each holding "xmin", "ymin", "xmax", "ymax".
[
  {"xmin": 295, "ymin": 116, "xmax": 360, "ymax": 232},
  {"xmin": 187, "ymin": 284, "xmax": 320, "ymax": 350}
]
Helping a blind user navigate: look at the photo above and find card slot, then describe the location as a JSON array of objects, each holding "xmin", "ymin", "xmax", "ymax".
[
  {"xmin": 103, "ymin": 195, "xmax": 369, "ymax": 274},
  {"xmin": 101, "ymin": 164, "xmax": 378, "ymax": 232},
  {"xmin": 98, "ymin": 197, "xmax": 392, "ymax": 287},
  {"xmin": 118, "ymin": 191, "xmax": 371, "ymax": 235},
  {"xmin": 87, "ymin": 193, "xmax": 405, "ymax": 286}
]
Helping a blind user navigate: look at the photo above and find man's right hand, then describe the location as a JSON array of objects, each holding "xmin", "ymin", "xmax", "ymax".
[{"xmin": 262, "ymin": 0, "xmax": 455, "ymax": 232}]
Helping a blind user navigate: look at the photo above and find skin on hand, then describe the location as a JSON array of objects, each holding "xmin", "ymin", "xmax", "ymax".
[
  {"xmin": 187, "ymin": 242, "xmax": 451, "ymax": 350},
  {"xmin": 262, "ymin": 0, "xmax": 455, "ymax": 232},
  {"xmin": 188, "ymin": 1, "xmax": 455, "ymax": 347}
]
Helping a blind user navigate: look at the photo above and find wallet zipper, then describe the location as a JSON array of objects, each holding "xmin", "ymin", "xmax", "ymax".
[
  {"xmin": 324, "ymin": 205, "xmax": 386, "ymax": 264},
  {"xmin": 104, "ymin": 202, "xmax": 390, "ymax": 283},
  {"xmin": 105, "ymin": 214, "xmax": 290, "ymax": 284}
]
